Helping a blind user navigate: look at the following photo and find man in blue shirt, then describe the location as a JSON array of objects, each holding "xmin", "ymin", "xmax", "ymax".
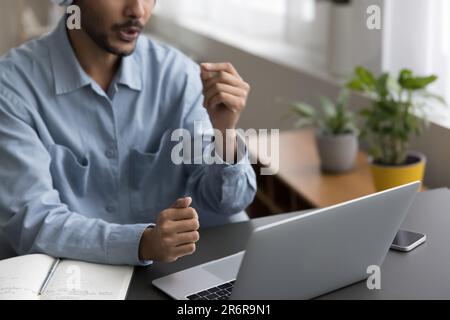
[{"xmin": 0, "ymin": 0, "xmax": 256, "ymax": 265}]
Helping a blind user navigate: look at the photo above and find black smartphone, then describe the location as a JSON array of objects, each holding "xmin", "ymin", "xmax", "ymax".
[{"xmin": 390, "ymin": 230, "xmax": 426, "ymax": 252}]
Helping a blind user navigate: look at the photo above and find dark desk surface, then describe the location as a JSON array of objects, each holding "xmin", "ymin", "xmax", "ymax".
[{"xmin": 128, "ymin": 189, "xmax": 450, "ymax": 300}]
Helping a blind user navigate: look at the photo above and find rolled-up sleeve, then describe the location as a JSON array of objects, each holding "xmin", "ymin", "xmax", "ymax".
[
  {"xmin": 0, "ymin": 89, "xmax": 151, "ymax": 266},
  {"xmin": 182, "ymin": 65, "xmax": 257, "ymax": 216}
]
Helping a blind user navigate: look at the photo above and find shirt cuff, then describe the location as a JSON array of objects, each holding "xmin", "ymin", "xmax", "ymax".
[{"xmin": 107, "ymin": 223, "xmax": 155, "ymax": 266}]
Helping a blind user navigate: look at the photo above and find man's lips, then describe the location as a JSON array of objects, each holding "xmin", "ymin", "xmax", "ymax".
[{"xmin": 118, "ymin": 27, "xmax": 142, "ymax": 42}]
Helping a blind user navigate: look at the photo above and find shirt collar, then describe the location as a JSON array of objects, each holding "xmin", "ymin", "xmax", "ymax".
[
  {"xmin": 48, "ymin": 17, "xmax": 143, "ymax": 95},
  {"xmin": 49, "ymin": 18, "xmax": 92, "ymax": 95},
  {"xmin": 115, "ymin": 42, "xmax": 143, "ymax": 92}
]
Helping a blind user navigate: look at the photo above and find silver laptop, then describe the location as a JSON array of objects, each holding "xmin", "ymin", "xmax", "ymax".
[{"xmin": 152, "ymin": 181, "xmax": 420, "ymax": 300}]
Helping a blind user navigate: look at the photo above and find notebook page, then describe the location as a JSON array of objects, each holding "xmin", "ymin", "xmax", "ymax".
[
  {"xmin": 41, "ymin": 260, "xmax": 133, "ymax": 300},
  {"xmin": 0, "ymin": 254, "xmax": 56, "ymax": 300}
]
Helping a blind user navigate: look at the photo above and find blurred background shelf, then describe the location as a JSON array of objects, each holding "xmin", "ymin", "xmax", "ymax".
[{"xmin": 246, "ymin": 130, "xmax": 376, "ymax": 218}]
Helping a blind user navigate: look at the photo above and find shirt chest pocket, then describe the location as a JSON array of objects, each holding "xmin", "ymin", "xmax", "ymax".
[
  {"xmin": 128, "ymin": 145, "xmax": 184, "ymax": 218},
  {"xmin": 48, "ymin": 144, "xmax": 90, "ymax": 198}
]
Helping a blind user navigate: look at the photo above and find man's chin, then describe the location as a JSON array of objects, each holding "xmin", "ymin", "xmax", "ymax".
[
  {"xmin": 113, "ymin": 37, "xmax": 140, "ymax": 55},
  {"xmin": 115, "ymin": 48, "xmax": 136, "ymax": 57},
  {"xmin": 106, "ymin": 43, "xmax": 137, "ymax": 57}
]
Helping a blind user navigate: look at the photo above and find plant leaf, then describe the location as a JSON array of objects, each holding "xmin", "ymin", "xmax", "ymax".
[
  {"xmin": 294, "ymin": 118, "xmax": 315, "ymax": 129},
  {"xmin": 399, "ymin": 69, "xmax": 438, "ymax": 90},
  {"xmin": 387, "ymin": 74, "xmax": 401, "ymax": 98},
  {"xmin": 290, "ymin": 102, "xmax": 316, "ymax": 118},
  {"xmin": 318, "ymin": 96, "xmax": 336, "ymax": 119},
  {"xmin": 346, "ymin": 79, "xmax": 365, "ymax": 92},
  {"xmin": 356, "ymin": 66, "xmax": 376, "ymax": 88},
  {"xmin": 337, "ymin": 88, "xmax": 350, "ymax": 106},
  {"xmin": 398, "ymin": 69, "xmax": 413, "ymax": 83},
  {"xmin": 420, "ymin": 91, "xmax": 447, "ymax": 106},
  {"xmin": 376, "ymin": 73, "xmax": 390, "ymax": 99}
]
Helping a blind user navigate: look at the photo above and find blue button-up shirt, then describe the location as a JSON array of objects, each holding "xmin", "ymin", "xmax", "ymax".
[{"xmin": 0, "ymin": 19, "xmax": 256, "ymax": 265}]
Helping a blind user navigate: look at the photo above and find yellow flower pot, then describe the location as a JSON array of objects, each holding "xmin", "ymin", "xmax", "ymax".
[{"xmin": 370, "ymin": 152, "xmax": 426, "ymax": 191}]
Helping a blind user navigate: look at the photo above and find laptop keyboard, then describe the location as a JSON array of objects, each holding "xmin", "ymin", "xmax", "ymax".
[{"xmin": 186, "ymin": 280, "xmax": 235, "ymax": 300}]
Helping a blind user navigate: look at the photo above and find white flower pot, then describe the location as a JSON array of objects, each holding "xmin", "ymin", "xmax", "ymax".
[{"xmin": 316, "ymin": 133, "xmax": 358, "ymax": 173}]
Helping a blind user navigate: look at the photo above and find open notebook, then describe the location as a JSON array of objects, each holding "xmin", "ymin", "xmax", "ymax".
[{"xmin": 0, "ymin": 254, "xmax": 134, "ymax": 300}]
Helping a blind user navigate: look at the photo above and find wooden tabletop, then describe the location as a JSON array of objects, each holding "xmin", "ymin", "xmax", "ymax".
[{"xmin": 247, "ymin": 130, "xmax": 376, "ymax": 208}]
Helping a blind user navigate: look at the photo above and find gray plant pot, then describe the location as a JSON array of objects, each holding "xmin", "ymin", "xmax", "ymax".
[{"xmin": 316, "ymin": 133, "xmax": 358, "ymax": 173}]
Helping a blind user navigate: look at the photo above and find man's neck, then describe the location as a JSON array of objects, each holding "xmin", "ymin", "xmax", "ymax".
[{"xmin": 67, "ymin": 28, "xmax": 120, "ymax": 92}]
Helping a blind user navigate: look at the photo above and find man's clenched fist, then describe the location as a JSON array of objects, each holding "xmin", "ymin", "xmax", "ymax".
[
  {"xmin": 139, "ymin": 197, "xmax": 200, "ymax": 262},
  {"xmin": 201, "ymin": 62, "xmax": 250, "ymax": 133}
]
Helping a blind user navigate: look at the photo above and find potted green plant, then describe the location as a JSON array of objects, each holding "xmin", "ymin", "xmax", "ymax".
[
  {"xmin": 347, "ymin": 66, "xmax": 445, "ymax": 190},
  {"xmin": 289, "ymin": 89, "xmax": 359, "ymax": 173}
]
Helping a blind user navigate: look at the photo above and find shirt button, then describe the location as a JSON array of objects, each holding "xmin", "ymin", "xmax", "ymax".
[
  {"xmin": 106, "ymin": 205, "xmax": 116, "ymax": 213},
  {"xmin": 105, "ymin": 149, "xmax": 116, "ymax": 159}
]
